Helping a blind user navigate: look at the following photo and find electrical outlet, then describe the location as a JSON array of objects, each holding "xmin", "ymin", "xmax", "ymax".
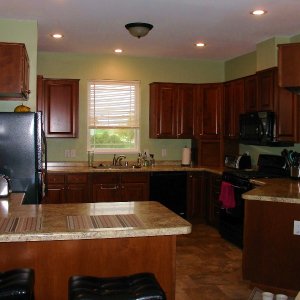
[
  {"xmin": 64, "ymin": 149, "xmax": 70, "ymax": 158},
  {"xmin": 294, "ymin": 220, "xmax": 300, "ymax": 235},
  {"xmin": 70, "ymin": 149, "xmax": 76, "ymax": 157},
  {"xmin": 162, "ymin": 148, "xmax": 167, "ymax": 157}
]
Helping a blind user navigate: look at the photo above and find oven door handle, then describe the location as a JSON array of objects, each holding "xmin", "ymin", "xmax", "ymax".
[{"xmin": 231, "ymin": 184, "xmax": 250, "ymax": 191}]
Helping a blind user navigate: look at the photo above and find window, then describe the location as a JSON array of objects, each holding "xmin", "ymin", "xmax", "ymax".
[{"xmin": 87, "ymin": 80, "xmax": 140, "ymax": 154}]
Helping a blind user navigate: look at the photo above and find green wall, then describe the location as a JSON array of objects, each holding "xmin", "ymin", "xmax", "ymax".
[
  {"xmin": 37, "ymin": 52, "xmax": 225, "ymax": 162},
  {"xmin": 0, "ymin": 18, "xmax": 37, "ymax": 111},
  {"xmin": 2, "ymin": 17, "xmax": 300, "ymax": 166}
]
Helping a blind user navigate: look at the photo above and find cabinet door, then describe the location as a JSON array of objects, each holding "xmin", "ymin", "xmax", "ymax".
[
  {"xmin": 44, "ymin": 184, "xmax": 65, "ymax": 204},
  {"xmin": 206, "ymin": 173, "xmax": 221, "ymax": 228},
  {"xmin": 257, "ymin": 68, "xmax": 276, "ymax": 111},
  {"xmin": 120, "ymin": 173, "xmax": 149, "ymax": 201},
  {"xmin": 278, "ymin": 43, "xmax": 300, "ymax": 87},
  {"xmin": 223, "ymin": 79, "xmax": 244, "ymax": 139},
  {"xmin": 195, "ymin": 83, "xmax": 223, "ymax": 139},
  {"xmin": 43, "ymin": 79, "xmax": 79, "ymax": 138},
  {"xmin": 92, "ymin": 173, "xmax": 119, "ymax": 202},
  {"xmin": 43, "ymin": 173, "xmax": 65, "ymax": 204},
  {"xmin": 276, "ymin": 85, "xmax": 297, "ymax": 142},
  {"xmin": 149, "ymin": 83, "xmax": 177, "ymax": 138},
  {"xmin": 0, "ymin": 42, "xmax": 30, "ymax": 100},
  {"xmin": 65, "ymin": 174, "xmax": 89, "ymax": 203},
  {"xmin": 244, "ymin": 75, "xmax": 257, "ymax": 112},
  {"xmin": 176, "ymin": 84, "xmax": 196, "ymax": 138},
  {"xmin": 65, "ymin": 184, "xmax": 89, "ymax": 203},
  {"xmin": 92, "ymin": 184, "xmax": 119, "ymax": 202},
  {"xmin": 120, "ymin": 182, "xmax": 148, "ymax": 202},
  {"xmin": 186, "ymin": 172, "xmax": 207, "ymax": 221}
]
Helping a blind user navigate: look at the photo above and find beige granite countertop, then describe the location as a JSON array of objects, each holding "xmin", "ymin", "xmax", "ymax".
[
  {"xmin": 0, "ymin": 193, "xmax": 191, "ymax": 243},
  {"xmin": 243, "ymin": 178, "xmax": 300, "ymax": 204},
  {"xmin": 46, "ymin": 162, "xmax": 223, "ymax": 175}
]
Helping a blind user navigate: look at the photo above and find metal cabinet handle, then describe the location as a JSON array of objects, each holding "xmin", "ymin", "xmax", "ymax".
[{"xmin": 100, "ymin": 184, "xmax": 118, "ymax": 190}]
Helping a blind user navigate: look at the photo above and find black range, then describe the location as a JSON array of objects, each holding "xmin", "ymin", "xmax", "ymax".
[{"xmin": 219, "ymin": 154, "xmax": 288, "ymax": 248}]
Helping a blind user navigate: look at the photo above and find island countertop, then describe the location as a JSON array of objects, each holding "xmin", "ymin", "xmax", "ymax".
[
  {"xmin": 0, "ymin": 193, "xmax": 192, "ymax": 243},
  {"xmin": 242, "ymin": 178, "xmax": 300, "ymax": 204}
]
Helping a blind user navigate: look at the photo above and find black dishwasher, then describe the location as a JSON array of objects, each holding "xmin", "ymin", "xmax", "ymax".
[{"xmin": 149, "ymin": 172, "xmax": 187, "ymax": 218}]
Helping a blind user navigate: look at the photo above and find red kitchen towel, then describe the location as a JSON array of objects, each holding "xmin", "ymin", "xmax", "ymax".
[{"xmin": 219, "ymin": 181, "xmax": 236, "ymax": 209}]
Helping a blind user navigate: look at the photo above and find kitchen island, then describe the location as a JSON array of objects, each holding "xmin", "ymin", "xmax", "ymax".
[
  {"xmin": 0, "ymin": 193, "xmax": 191, "ymax": 300},
  {"xmin": 242, "ymin": 178, "xmax": 300, "ymax": 296}
]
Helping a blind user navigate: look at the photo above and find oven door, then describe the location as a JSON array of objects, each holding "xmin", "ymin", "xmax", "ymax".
[{"xmin": 219, "ymin": 183, "xmax": 251, "ymax": 248}]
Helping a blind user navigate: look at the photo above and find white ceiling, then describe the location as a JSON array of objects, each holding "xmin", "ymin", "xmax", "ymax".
[{"xmin": 1, "ymin": 0, "xmax": 300, "ymax": 60}]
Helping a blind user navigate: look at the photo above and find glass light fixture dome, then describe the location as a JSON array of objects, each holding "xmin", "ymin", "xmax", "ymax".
[{"xmin": 125, "ymin": 22, "xmax": 153, "ymax": 38}]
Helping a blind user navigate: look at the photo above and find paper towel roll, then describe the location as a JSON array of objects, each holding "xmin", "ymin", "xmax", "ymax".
[{"xmin": 181, "ymin": 147, "xmax": 191, "ymax": 166}]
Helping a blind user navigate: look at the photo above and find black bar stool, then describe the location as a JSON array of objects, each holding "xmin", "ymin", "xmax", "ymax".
[
  {"xmin": 0, "ymin": 269, "xmax": 34, "ymax": 300},
  {"xmin": 69, "ymin": 272, "xmax": 166, "ymax": 300}
]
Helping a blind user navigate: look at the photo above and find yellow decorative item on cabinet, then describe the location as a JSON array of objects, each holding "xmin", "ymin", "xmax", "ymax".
[{"xmin": 14, "ymin": 104, "xmax": 31, "ymax": 112}]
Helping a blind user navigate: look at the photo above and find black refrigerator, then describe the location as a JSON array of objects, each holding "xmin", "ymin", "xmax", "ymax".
[{"xmin": 0, "ymin": 112, "xmax": 47, "ymax": 204}]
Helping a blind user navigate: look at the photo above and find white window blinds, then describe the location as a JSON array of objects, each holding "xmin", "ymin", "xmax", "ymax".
[{"xmin": 88, "ymin": 80, "xmax": 140, "ymax": 129}]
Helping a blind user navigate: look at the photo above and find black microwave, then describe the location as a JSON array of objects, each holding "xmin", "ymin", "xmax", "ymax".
[{"xmin": 239, "ymin": 111, "xmax": 275, "ymax": 145}]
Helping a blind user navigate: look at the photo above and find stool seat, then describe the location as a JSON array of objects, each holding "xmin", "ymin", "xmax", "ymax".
[
  {"xmin": 69, "ymin": 272, "xmax": 166, "ymax": 300},
  {"xmin": 0, "ymin": 269, "xmax": 34, "ymax": 300}
]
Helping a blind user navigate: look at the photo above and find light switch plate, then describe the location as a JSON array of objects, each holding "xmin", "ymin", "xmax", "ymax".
[{"xmin": 293, "ymin": 220, "xmax": 300, "ymax": 235}]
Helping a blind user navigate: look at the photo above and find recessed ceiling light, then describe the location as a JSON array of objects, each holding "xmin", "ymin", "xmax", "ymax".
[
  {"xmin": 51, "ymin": 33, "xmax": 64, "ymax": 39},
  {"xmin": 195, "ymin": 42, "xmax": 206, "ymax": 47},
  {"xmin": 251, "ymin": 9, "xmax": 267, "ymax": 16},
  {"xmin": 114, "ymin": 49, "xmax": 123, "ymax": 53}
]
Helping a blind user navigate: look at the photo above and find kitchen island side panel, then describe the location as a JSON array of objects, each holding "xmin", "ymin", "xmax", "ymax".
[
  {"xmin": 0, "ymin": 235, "xmax": 176, "ymax": 300},
  {"xmin": 243, "ymin": 200, "xmax": 300, "ymax": 292}
]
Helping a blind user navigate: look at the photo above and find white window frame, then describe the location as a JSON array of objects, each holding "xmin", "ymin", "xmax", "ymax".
[{"xmin": 87, "ymin": 80, "xmax": 141, "ymax": 154}]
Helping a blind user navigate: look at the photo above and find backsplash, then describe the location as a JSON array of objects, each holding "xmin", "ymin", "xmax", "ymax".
[{"xmin": 239, "ymin": 143, "xmax": 300, "ymax": 167}]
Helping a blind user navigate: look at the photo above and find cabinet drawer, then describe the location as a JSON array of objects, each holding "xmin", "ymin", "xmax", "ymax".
[
  {"xmin": 66, "ymin": 174, "xmax": 88, "ymax": 184},
  {"xmin": 121, "ymin": 172, "xmax": 149, "ymax": 183},
  {"xmin": 92, "ymin": 173, "xmax": 119, "ymax": 183},
  {"xmin": 47, "ymin": 174, "xmax": 65, "ymax": 184}
]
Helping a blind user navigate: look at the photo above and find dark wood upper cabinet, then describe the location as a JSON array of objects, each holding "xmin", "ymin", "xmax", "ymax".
[
  {"xmin": 256, "ymin": 67, "xmax": 276, "ymax": 111},
  {"xmin": 149, "ymin": 82, "xmax": 195, "ymax": 138},
  {"xmin": 244, "ymin": 74, "xmax": 257, "ymax": 112},
  {"xmin": 278, "ymin": 43, "xmax": 300, "ymax": 88},
  {"xmin": 194, "ymin": 83, "xmax": 223, "ymax": 139},
  {"xmin": 0, "ymin": 42, "xmax": 30, "ymax": 100},
  {"xmin": 37, "ymin": 76, "xmax": 79, "ymax": 138},
  {"xmin": 176, "ymin": 84, "xmax": 196, "ymax": 138},
  {"xmin": 224, "ymin": 78, "xmax": 244, "ymax": 139}
]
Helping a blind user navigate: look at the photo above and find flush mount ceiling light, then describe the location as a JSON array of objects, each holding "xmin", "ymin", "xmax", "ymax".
[
  {"xmin": 195, "ymin": 42, "xmax": 206, "ymax": 47},
  {"xmin": 51, "ymin": 33, "xmax": 64, "ymax": 39},
  {"xmin": 125, "ymin": 22, "xmax": 153, "ymax": 38},
  {"xmin": 114, "ymin": 49, "xmax": 123, "ymax": 53},
  {"xmin": 250, "ymin": 9, "xmax": 267, "ymax": 15}
]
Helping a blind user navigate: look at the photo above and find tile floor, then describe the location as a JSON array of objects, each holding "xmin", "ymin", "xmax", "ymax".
[{"xmin": 176, "ymin": 223, "xmax": 252, "ymax": 300}]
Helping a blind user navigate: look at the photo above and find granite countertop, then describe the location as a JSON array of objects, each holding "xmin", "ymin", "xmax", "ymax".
[
  {"xmin": 243, "ymin": 178, "xmax": 300, "ymax": 204},
  {"xmin": 46, "ymin": 162, "xmax": 224, "ymax": 175},
  {"xmin": 0, "ymin": 193, "xmax": 191, "ymax": 243}
]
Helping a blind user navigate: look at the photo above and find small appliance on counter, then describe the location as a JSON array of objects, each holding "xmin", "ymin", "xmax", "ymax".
[
  {"xmin": 0, "ymin": 174, "xmax": 11, "ymax": 197},
  {"xmin": 181, "ymin": 146, "xmax": 191, "ymax": 166},
  {"xmin": 224, "ymin": 153, "xmax": 251, "ymax": 169}
]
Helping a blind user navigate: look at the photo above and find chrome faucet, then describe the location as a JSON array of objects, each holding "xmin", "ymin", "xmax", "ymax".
[{"xmin": 112, "ymin": 154, "xmax": 126, "ymax": 166}]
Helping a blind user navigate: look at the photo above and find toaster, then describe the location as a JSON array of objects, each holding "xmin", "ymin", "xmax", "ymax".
[
  {"xmin": 224, "ymin": 154, "xmax": 252, "ymax": 169},
  {"xmin": 0, "ymin": 174, "xmax": 11, "ymax": 197}
]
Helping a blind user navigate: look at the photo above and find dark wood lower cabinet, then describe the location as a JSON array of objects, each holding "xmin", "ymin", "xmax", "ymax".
[
  {"xmin": 243, "ymin": 200, "xmax": 300, "ymax": 294},
  {"xmin": 45, "ymin": 170, "xmax": 220, "ymax": 228},
  {"xmin": 44, "ymin": 173, "xmax": 89, "ymax": 204},
  {"xmin": 91, "ymin": 172, "xmax": 149, "ymax": 202},
  {"xmin": 186, "ymin": 172, "xmax": 207, "ymax": 221},
  {"xmin": 206, "ymin": 173, "xmax": 221, "ymax": 228}
]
